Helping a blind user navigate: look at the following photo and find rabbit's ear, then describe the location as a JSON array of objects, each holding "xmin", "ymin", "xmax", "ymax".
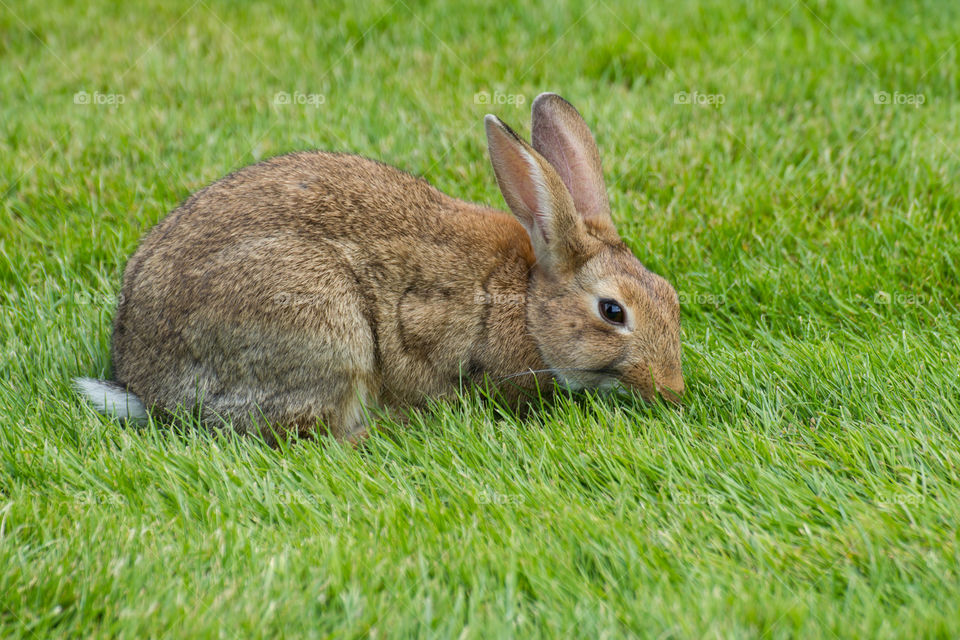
[
  {"xmin": 531, "ymin": 93, "xmax": 612, "ymax": 227},
  {"xmin": 485, "ymin": 114, "xmax": 586, "ymax": 272}
]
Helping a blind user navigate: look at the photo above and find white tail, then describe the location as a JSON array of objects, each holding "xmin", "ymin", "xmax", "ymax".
[{"xmin": 73, "ymin": 378, "xmax": 148, "ymax": 421}]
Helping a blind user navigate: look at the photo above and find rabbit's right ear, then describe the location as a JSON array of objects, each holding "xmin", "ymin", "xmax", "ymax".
[
  {"xmin": 484, "ymin": 114, "xmax": 586, "ymax": 273},
  {"xmin": 531, "ymin": 93, "xmax": 613, "ymax": 228}
]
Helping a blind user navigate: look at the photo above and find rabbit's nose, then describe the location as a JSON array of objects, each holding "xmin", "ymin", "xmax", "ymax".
[{"xmin": 656, "ymin": 373, "xmax": 685, "ymax": 404}]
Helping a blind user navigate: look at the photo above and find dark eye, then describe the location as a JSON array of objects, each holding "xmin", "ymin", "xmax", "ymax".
[{"xmin": 598, "ymin": 298, "xmax": 626, "ymax": 325}]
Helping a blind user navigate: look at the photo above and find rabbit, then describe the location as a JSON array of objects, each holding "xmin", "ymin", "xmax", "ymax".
[{"xmin": 74, "ymin": 92, "xmax": 684, "ymax": 442}]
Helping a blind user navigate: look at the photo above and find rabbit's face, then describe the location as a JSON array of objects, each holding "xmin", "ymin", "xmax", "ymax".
[
  {"xmin": 485, "ymin": 93, "xmax": 684, "ymax": 402},
  {"xmin": 528, "ymin": 237, "xmax": 684, "ymax": 402}
]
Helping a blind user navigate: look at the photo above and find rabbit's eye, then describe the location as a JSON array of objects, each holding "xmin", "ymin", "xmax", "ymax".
[{"xmin": 598, "ymin": 298, "xmax": 626, "ymax": 325}]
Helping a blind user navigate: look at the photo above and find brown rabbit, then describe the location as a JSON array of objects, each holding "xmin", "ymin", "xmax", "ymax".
[{"xmin": 75, "ymin": 93, "xmax": 684, "ymax": 441}]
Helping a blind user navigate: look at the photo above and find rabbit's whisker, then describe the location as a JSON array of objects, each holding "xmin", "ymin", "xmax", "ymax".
[{"xmin": 498, "ymin": 367, "xmax": 616, "ymax": 381}]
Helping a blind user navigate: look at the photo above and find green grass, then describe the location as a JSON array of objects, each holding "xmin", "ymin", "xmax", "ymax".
[{"xmin": 2, "ymin": 0, "xmax": 960, "ymax": 637}]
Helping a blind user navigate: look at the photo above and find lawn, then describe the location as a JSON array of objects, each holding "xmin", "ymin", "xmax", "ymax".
[{"xmin": 2, "ymin": 0, "xmax": 960, "ymax": 637}]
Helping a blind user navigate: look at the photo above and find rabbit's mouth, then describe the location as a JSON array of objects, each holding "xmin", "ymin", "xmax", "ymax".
[
  {"xmin": 560, "ymin": 376, "xmax": 664, "ymax": 406},
  {"xmin": 602, "ymin": 381, "xmax": 672, "ymax": 405},
  {"xmin": 554, "ymin": 368, "xmax": 621, "ymax": 393},
  {"xmin": 501, "ymin": 367, "xmax": 628, "ymax": 396}
]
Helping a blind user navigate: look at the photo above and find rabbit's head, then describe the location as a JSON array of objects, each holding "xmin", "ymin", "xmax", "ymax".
[{"xmin": 485, "ymin": 93, "xmax": 683, "ymax": 402}]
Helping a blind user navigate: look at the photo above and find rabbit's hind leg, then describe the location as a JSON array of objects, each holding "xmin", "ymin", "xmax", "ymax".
[
  {"xmin": 196, "ymin": 331, "xmax": 379, "ymax": 442},
  {"xmin": 175, "ymin": 290, "xmax": 380, "ymax": 442},
  {"xmin": 224, "ymin": 303, "xmax": 381, "ymax": 442}
]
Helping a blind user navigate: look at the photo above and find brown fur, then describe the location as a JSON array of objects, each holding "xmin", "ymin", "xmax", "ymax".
[{"xmin": 102, "ymin": 93, "xmax": 683, "ymax": 440}]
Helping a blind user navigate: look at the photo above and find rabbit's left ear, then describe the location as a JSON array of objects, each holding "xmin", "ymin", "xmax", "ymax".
[
  {"xmin": 484, "ymin": 114, "xmax": 587, "ymax": 273},
  {"xmin": 531, "ymin": 93, "xmax": 613, "ymax": 228}
]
